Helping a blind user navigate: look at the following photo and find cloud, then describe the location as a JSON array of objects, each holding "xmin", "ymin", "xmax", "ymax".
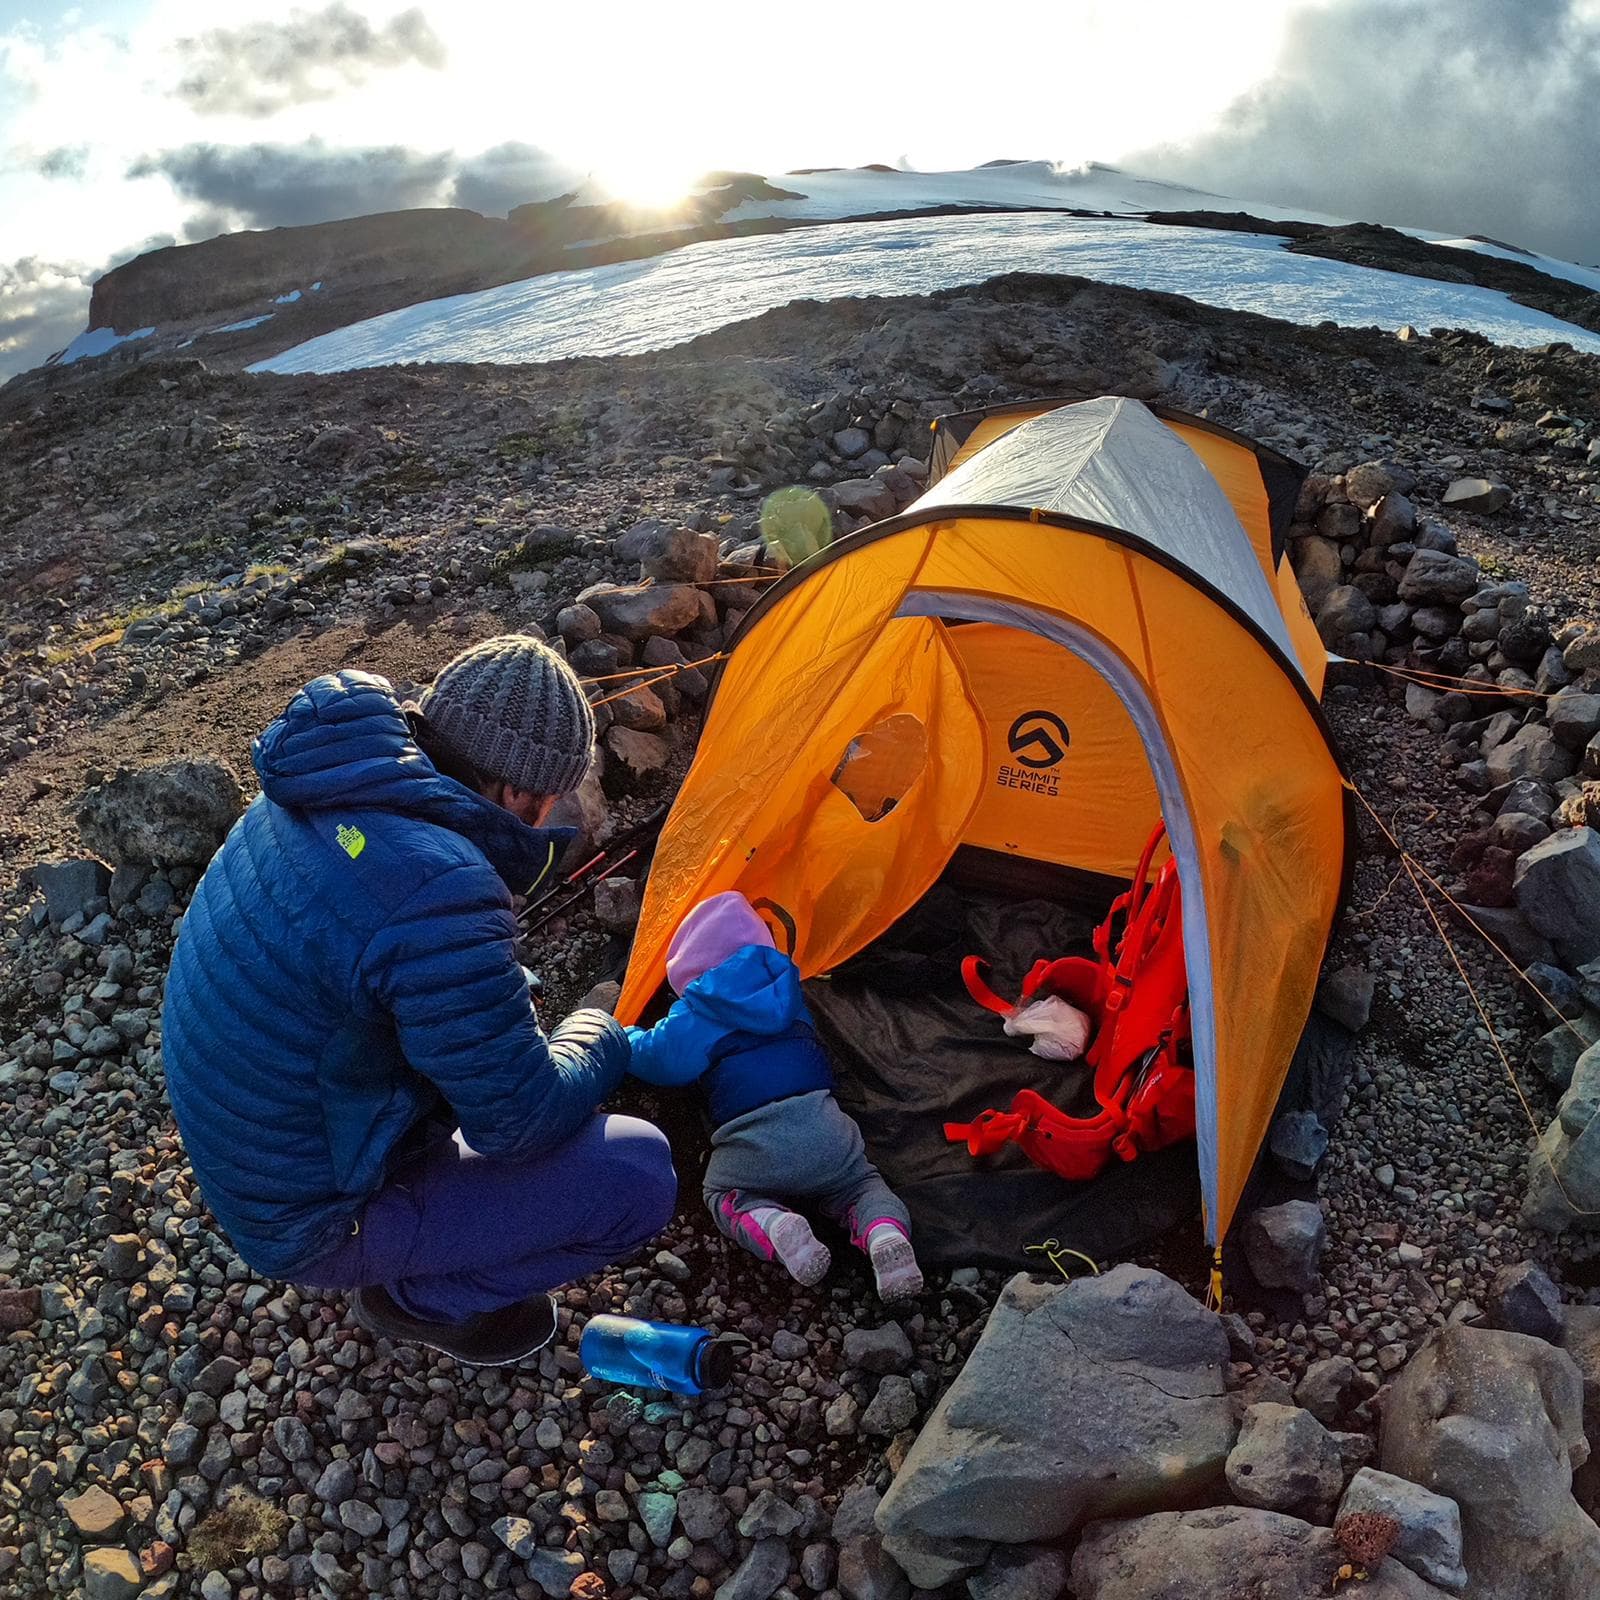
[
  {"xmin": 36, "ymin": 145, "xmax": 88, "ymax": 180},
  {"xmin": 181, "ymin": 208, "xmax": 237, "ymax": 245},
  {"xmin": 0, "ymin": 257, "xmax": 95, "ymax": 379},
  {"xmin": 127, "ymin": 139, "xmax": 455, "ymax": 230},
  {"xmin": 0, "ymin": 31, "xmax": 45, "ymax": 102},
  {"xmin": 449, "ymin": 142, "xmax": 581, "ymax": 216},
  {"xmin": 1131, "ymin": 0, "xmax": 1600, "ymax": 265},
  {"xmin": 104, "ymin": 232, "xmax": 180, "ymax": 272},
  {"xmin": 173, "ymin": 2, "xmax": 445, "ymax": 118}
]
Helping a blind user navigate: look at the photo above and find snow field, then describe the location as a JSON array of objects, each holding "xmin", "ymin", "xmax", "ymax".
[{"xmin": 251, "ymin": 211, "xmax": 1600, "ymax": 377}]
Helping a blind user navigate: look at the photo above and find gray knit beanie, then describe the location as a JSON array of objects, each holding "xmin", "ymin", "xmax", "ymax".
[{"xmin": 418, "ymin": 634, "xmax": 595, "ymax": 797}]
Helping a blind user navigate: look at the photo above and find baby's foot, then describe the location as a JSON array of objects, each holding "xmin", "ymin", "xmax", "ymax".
[
  {"xmin": 767, "ymin": 1210, "xmax": 832, "ymax": 1287},
  {"xmin": 866, "ymin": 1223, "xmax": 924, "ymax": 1302}
]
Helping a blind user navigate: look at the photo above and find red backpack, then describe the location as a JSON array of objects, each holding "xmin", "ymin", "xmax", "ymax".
[{"xmin": 944, "ymin": 822, "xmax": 1195, "ymax": 1182}]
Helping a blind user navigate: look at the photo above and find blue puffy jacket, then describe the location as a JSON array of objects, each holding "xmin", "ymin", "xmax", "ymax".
[
  {"xmin": 161, "ymin": 670, "xmax": 629, "ymax": 1279},
  {"xmin": 626, "ymin": 945, "xmax": 833, "ymax": 1126}
]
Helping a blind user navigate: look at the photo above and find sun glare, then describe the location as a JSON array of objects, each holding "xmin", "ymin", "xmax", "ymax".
[{"xmin": 593, "ymin": 157, "xmax": 704, "ymax": 212}]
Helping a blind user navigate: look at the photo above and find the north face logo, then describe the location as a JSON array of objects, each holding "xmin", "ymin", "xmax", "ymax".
[{"xmin": 336, "ymin": 823, "xmax": 366, "ymax": 859}]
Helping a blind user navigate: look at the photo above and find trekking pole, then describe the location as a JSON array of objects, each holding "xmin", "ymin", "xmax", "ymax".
[
  {"xmin": 521, "ymin": 850, "xmax": 640, "ymax": 937},
  {"xmin": 520, "ymin": 845, "xmax": 612, "ymax": 925},
  {"xmin": 517, "ymin": 803, "xmax": 670, "ymax": 931}
]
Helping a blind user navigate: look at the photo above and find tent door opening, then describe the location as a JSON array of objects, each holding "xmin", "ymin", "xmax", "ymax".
[
  {"xmin": 806, "ymin": 870, "xmax": 1206, "ymax": 1270},
  {"xmin": 894, "ymin": 592, "xmax": 1221, "ymax": 1236}
]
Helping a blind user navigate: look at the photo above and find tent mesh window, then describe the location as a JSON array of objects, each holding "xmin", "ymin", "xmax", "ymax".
[{"xmin": 830, "ymin": 714, "xmax": 928, "ymax": 823}]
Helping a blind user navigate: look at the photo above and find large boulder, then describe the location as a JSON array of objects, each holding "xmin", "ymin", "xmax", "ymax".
[
  {"xmin": 1485, "ymin": 724, "xmax": 1576, "ymax": 789},
  {"xmin": 1398, "ymin": 550, "xmax": 1480, "ymax": 606},
  {"xmin": 612, "ymin": 518, "xmax": 674, "ymax": 561},
  {"xmin": 1269, "ymin": 1111, "xmax": 1328, "ymax": 1181},
  {"xmin": 24, "ymin": 858, "xmax": 110, "ymax": 927},
  {"xmin": 1317, "ymin": 500, "xmax": 1363, "ymax": 541},
  {"xmin": 1315, "ymin": 585, "xmax": 1378, "ymax": 646},
  {"xmin": 874, "ymin": 1266, "xmax": 1234, "ymax": 1587},
  {"xmin": 1456, "ymin": 903, "xmax": 1552, "ymax": 968},
  {"xmin": 1549, "ymin": 691, "xmax": 1600, "ymax": 752},
  {"xmin": 601, "ymin": 727, "xmax": 670, "ymax": 796},
  {"xmin": 1295, "ymin": 1356, "xmax": 1362, "ymax": 1425},
  {"xmin": 74, "ymin": 760, "xmax": 243, "ymax": 867},
  {"xmin": 837, "ymin": 1533, "xmax": 909, "ymax": 1600},
  {"xmin": 1371, "ymin": 491, "xmax": 1417, "ymax": 545},
  {"xmin": 1242, "ymin": 1200, "xmax": 1327, "ymax": 1292},
  {"xmin": 1529, "ymin": 1013, "xmax": 1600, "ymax": 1093},
  {"xmin": 1380, "ymin": 1323, "xmax": 1600, "ymax": 1599},
  {"xmin": 577, "ymin": 581, "xmax": 701, "ymax": 641},
  {"xmin": 1514, "ymin": 828, "xmax": 1600, "ymax": 967},
  {"xmin": 1225, "ymin": 1403, "xmax": 1345, "ymax": 1521},
  {"xmin": 609, "ymin": 683, "xmax": 667, "ymax": 732},
  {"xmin": 646, "ymin": 529, "xmax": 720, "ymax": 585},
  {"xmin": 1290, "ymin": 536, "xmax": 1344, "ymax": 612},
  {"xmin": 829, "ymin": 477, "xmax": 899, "ymax": 522},
  {"xmin": 1485, "ymin": 1261, "xmax": 1563, "ymax": 1340},
  {"xmin": 1441, "ymin": 478, "xmax": 1511, "ymax": 514},
  {"xmin": 614, "ymin": 521, "xmax": 720, "ymax": 584},
  {"xmin": 1564, "ymin": 625, "xmax": 1600, "ymax": 674},
  {"xmin": 1318, "ymin": 964, "xmax": 1376, "ymax": 1032},
  {"xmin": 592, "ymin": 876, "xmax": 640, "ymax": 934},
  {"xmin": 1071, "ymin": 1506, "xmax": 1455, "ymax": 1599},
  {"xmin": 1523, "ymin": 1040, "xmax": 1600, "ymax": 1233},
  {"xmin": 1345, "ymin": 462, "xmax": 1401, "ymax": 508},
  {"xmin": 966, "ymin": 1544, "xmax": 1068, "ymax": 1600}
]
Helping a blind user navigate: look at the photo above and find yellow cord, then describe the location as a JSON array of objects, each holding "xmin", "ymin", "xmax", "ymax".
[{"xmin": 1024, "ymin": 1239, "xmax": 1101, "ymax": 1282}]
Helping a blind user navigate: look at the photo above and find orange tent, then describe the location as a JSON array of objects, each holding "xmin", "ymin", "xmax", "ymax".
[{"xmin": 620, "ymin": 395, "xmax": 1348, "ymax": 1245}]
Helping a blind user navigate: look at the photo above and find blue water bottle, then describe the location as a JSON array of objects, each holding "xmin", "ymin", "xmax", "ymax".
[{"xmin": 580, "ymin": 1315, "xmax": 742, "ymax": 1395}]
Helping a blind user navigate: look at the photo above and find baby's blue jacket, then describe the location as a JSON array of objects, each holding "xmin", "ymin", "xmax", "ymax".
[{"xmin": 627, "ymin": 944, "xmax": 833, "ymax": 1125}]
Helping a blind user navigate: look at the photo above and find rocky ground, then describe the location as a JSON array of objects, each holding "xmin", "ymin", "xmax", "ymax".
[{"xmin": 4, "ymin": 272, "xmax": 1600, "ymax": 1599}]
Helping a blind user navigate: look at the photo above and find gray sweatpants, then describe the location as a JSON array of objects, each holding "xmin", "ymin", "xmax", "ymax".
[{"xmin": 703, "ymin": 1089, "xmax": 912, "ymax": 1258}]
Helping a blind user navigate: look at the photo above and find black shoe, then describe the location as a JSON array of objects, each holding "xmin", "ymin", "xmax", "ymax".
[{"xmin": 352, "ymin": 1285, "xmax": 558, "ymax": 1366}]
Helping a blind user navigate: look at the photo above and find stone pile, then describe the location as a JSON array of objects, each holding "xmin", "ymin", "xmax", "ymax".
[
  {"xmin": 724, "ymin": 386, "xmax": 926, "ymax": 492},
  {"xmin": 875, "ymin": 1266, "xmax": 1236, "ymax": 1587},
  {"xmin": 716, "ymin": 385, "xmax": 937, "ymax": 538},
  {"xmin": 871, "ymin": 1263, "xmax": 1599, "ymax": 1600},
  {"xmin": 1290, "ymin": 465, "xmax": 1600, "ymax": 1234}
]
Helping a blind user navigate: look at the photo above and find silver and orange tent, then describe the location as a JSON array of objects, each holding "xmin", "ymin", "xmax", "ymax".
[{"xmin": 620, "ymin": 395, "xmax": 1348, "ymax": 1248}]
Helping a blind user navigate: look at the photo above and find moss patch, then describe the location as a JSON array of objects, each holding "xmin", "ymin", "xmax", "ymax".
[
  {"xmin": 495, "ymin": 407, "xmax": 588, "ymax": 462},
  {"xmin": 186, "ymin": 1490, "xmax": 289, "ymax": 1571},
  {"xmin": 358, "ymin": 456, "xmax": 446, "ymax": 501},
  {"xmin": 489, "ymin": 527, "xmax": 578, "ymax": 572}
]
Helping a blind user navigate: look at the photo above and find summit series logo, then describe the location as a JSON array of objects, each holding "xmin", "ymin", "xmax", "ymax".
[{"xmin": 998, "ymin": 710, "xmax": 1070, "ymax": 796}]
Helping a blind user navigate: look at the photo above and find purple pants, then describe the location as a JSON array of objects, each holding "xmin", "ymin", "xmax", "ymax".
[{"xmin": 301, "ymin": 1113, "xmax": 677, "ymax": 1322}]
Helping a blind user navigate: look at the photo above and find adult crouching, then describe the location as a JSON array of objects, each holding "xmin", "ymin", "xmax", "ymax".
[{"xmin": 162, "ymin": 636, "xmax": 676, "ymax": 1364}]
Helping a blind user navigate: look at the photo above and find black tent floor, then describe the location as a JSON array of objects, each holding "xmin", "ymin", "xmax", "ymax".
[
  {"xmin": 804, "ymin": 880, "xmax": 1353, "ymax": 1279},
  {"xmin": 803, "ymin": 885, "xmax": 1197, "ymax": 1271}
]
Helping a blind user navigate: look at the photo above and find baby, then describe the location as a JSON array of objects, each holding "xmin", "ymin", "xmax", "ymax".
[{"xmin": 627, "ymin": 891, "xmax": 924, "ymax": 1301}]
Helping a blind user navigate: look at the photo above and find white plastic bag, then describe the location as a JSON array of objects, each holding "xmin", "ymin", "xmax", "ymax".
[{"xmin": 1002, "ymin": 996, "xmax": 1092, "ymax": 1061}]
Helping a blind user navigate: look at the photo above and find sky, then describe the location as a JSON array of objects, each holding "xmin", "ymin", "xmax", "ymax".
[{"xmin": 3, "ymin": 0, "xmax": 1599, "ymax": 377}]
